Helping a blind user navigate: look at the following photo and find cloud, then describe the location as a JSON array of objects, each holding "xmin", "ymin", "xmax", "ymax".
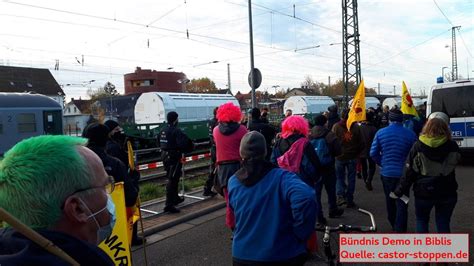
[{"xmin": 0, "ymin": 0, "xmax": 472, "ymax": 99}]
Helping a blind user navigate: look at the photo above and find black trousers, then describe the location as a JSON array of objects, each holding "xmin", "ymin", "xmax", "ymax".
[
  {"xmin": 205, "ymin": 146, "xmax": 217, "ymax": 191},
  {"xmin": 165, "ymin": 161, "xmax": 182, "ymax": 207},
  {"xmin": 360, "ymin": 157, "xmax": 376, "ymax": 183}
]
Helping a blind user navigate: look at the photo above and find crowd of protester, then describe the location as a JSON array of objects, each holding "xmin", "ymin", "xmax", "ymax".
[
  {"xmin": 0, "ymin": 100, "xmax": 461, "ymax": 265},
  {"xmin": 215, "ymin": 102, "xmax": 460, "ymax": 264}
]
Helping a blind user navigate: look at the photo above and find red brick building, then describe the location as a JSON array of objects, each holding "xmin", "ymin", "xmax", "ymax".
[{"xmin": 124, "ymin": 67, "xmax": 188, "ymax": 95}]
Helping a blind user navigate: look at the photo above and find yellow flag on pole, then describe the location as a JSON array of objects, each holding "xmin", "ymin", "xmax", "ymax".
[
  {"xmin": 346, "ymin": 80, "xmax": 366, "ymax": 131},
  {"xmin": 127, "ymin": 141, "xmax": 135, "ymax": 171},
  {"xmin": 401, "ymin": 81, "xmax": 418, "ymax": 117}
]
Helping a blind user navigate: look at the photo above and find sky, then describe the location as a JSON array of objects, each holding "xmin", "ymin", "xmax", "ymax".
[{"xmin": 0, "ymin": 0, "xmax": 472, "ymax": 100}]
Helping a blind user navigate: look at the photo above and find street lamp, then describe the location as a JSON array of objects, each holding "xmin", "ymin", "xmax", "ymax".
[
  {"xmin": 442, "ymin": 67, "xmax": 449, "ymax": 79},
  {"xmin": 193, "ymin": 60, "xmax": 219, "ymax": 68}
]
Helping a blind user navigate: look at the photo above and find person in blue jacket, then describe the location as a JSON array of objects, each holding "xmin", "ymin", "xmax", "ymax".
[
  {"xmin": 228, "ymin": 131, "xmax": 317, "ymax": 265},
  {"xmin": 370, "ymin": 109, "xmax": 417, "ymax": 232}
]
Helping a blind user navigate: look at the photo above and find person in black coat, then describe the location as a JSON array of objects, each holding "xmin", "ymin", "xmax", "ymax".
[
  {"xmin": 82, "ymin": 123, "xmax": 138, "ymax": 208},
  {"xmin": 103, "ymin": 120, "xmax": 144, "ymax": 246},
  {"xmin": 326, "ymin": 105, "xmax": 340, "ymax": 131},
  {"xmin": 204, "ymin": 107, "xmax": 218, "ymax": 197},
  {"xmin": 159, "ymin": 111, "xmax": 194, "ymax": 213},
  {"xmin": 248, "ymin": 108, "xmax": 276, "ymax": 161}
]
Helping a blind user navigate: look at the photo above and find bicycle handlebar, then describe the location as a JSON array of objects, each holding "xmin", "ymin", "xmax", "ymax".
[{"xmin": 315, "ymin": 208, "xmax": 377, "ymax": 233}]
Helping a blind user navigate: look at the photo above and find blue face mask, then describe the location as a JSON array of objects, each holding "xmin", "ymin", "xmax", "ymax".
[{"xmin": 81, "ymin": 195, "xmax": 116, "ymax": 244}]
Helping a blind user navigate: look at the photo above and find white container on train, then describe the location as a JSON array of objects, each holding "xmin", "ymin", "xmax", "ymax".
[
  {"xmin": 283, "ymin": 96, "xmax": 335, "ymax": 115},
  {"xmin": 382, "ymin": 97, "xmax": 425, "ymax": 110},
  {"xmin": 134, "ymin": 92, "xmax": 240, "ymax": 124},
  {"xmin": 349, "ymin": 96, "xmax": 380, "ymax": 109}
]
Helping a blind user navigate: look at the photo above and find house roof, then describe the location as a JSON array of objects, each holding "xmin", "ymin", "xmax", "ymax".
[
  {"xmin": 69, "ymin": 99, "xmax": 92, "ymax": 113},
  {"xmin": 286, "ymin": 87, "xmax": 320, "ymax": 96},
  {"xmin": 0, "ymin": 65, "xmax": 65, "ymax": 96}
]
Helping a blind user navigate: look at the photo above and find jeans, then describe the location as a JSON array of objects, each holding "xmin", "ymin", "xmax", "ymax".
[
  {"xmin": 415, "ymin": 196, "xmax": 457, "ymax": 233},
  {"xmin": 381, "ymin": 176, "xmax": 408, "ymax": 232},
  {"xmin": 335, "ymin": 159, "xmax": 357, "ymax": 203},
  {"xmin": 315, "ymin": 168, "xmax": 338, "ymax": 221}
]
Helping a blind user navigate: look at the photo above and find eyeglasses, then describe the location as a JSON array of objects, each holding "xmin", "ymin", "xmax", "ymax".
[
  {"xmin": 71, "ymin": 175, "xmax": 115, "ymax": 195},
  {"xmin": 61, "ymin": 176, "xmax": 115, "ymax": 209}
]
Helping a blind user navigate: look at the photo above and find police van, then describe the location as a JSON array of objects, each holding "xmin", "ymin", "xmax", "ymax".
[{"xmin": 427, "ymin": 80, "xmax": 474, "ymax": 153}]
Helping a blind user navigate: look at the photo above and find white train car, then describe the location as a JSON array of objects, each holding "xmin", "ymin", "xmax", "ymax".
[
  {"xmin": 283, "ymin": 96, "xmax": 335, "ymax": 115},
  {"xmin": 349, "ymin": 96, "xmax": 380, "ymax": 109},
  {"xmin": 383, "ymin": 97, "xmax": 424, "ymax": 110},
  {"xmin": 134, "ymin": 92, "xmax": 239, "ymax": 124}
]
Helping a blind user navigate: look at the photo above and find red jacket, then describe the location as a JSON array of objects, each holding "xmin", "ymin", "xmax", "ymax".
[{"xmin": 213, "ymin": 122, "xmax": 248, "ymax": 163}]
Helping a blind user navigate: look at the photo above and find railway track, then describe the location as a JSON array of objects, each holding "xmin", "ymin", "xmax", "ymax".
[{"xmin": 139, "ymin": 162, "xmax": 210, "ymax": 184}]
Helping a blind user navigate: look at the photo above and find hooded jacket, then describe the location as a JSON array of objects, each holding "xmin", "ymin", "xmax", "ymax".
[
  {"xmin": 88, "ymin": 145, "xmax": 138, "ymax": 207},
  {"xmin": 395, "ymin": 136, "xmax": 460, "ymax": 199},
  {"xmin": 228, "ymin": 163, "xmax": 316, "ymax": 263},
  {"xmin": 213, "ymin": 122, "xmax": 248, "ymax": 163},
  {"xmin": 0, "ymin": 229, "xmax": 114, "ymax": 266}
]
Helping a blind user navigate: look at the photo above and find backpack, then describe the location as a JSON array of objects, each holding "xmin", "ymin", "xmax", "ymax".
[{"xmin": 310, "ymin": 136, "xmax": 333, "ymax": 166}]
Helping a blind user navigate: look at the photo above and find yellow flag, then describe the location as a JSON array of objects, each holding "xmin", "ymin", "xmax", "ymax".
[
  {"xmin": 99, "ymin": 182, "xmax": 132, "ymax": 266},
  {"xmin": 347, "ymin": 80, "xmax": 366, "ymax": 131},
  {"xmin": 401, "ymin": 81, "xmax": 418, "ymax": 117},
  {"xmin": 127, "ymin": 141, "xmax": 135, "ymax": 171}
]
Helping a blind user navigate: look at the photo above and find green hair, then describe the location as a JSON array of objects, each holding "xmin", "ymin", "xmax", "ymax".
[{"xmin": 0, "ymin": 135, "xmax": 91, "ymax": 229}]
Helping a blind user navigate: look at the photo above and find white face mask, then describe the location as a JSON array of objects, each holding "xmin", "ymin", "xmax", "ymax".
[{"xmin": 80, "ymin": 195, "xmax": 116, "ymax": 244}]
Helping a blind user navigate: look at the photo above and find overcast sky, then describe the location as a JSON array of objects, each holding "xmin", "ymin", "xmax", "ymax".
[{"xmin": 0, "ymin": 0, "xmax": 472, "ymax": 100}]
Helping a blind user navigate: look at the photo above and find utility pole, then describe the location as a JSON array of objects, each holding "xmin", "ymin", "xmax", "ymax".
[
  {"xmin": 328, "ymin": 76, "xmax": 331, "ymax": 87},
  {"xmin": 248, "ymin": 0, "xmax": 256, "ymax": 108},
  {"xmin": 377, "ymin": 83, "xmax": 380, "ymax": 95},
  {"xmin": 393, "ymin": 85, "xmax": 396, "ymax": 96},
  {"xmin": 451, "ymin": 26, "xmax": 461, "ymax": 81},
  {"xmin": 227, "ymin": 63, "xmax": 231, "ymax": 93},
  {"xmin": 342, "ymin": 0, "xmax": 361, "ymax": 108}
]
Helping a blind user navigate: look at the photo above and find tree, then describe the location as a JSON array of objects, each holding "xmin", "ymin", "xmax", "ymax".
[
  {"xmin": 87, "ymin": 82, "xmax": 119, "ymax": 101},
  {"xmin": 301, "ymin": 75, "xmax": 321, "ymax": 95},
  {"xmin": 186, "ymin": 77, "xmax": 218, "ymax": 93}
]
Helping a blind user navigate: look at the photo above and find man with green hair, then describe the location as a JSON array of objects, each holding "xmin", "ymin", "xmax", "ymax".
[{"xmin": 0, "ymin": 135, "xmax": 114, "ymax": 265}]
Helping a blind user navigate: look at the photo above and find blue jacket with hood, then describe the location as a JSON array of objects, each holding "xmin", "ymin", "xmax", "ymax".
[{"xmin": 228, "ymin": 160, "xmax": 317, "ymax": 263}]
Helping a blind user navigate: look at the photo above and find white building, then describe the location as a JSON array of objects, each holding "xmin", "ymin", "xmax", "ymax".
[{"xmin": 63, "ymin": 98, "xmax": 94, "ymax": 136}]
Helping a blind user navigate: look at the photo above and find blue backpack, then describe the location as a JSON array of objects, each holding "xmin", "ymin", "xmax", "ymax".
[{"xmin": 310, "ymin": 137, "xmax": 333, "ymax": 166}]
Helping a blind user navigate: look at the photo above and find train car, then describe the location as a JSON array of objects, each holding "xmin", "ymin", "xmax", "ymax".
[
  {"xmin": 0, "ymin": 93, "xmax": 63, "ymax": 155},
  {"xmin": 283, "ymin": 96, "xmax": 335, "ymax": 120},
  {"xmin": 349, "ymin": 96, "xmax": 380, "ymax": 109},
  {"xmin": 382, "ymin": 97, "xmax": 424, "ymax": 110},
  {"xmin": 124, "ymin": 92, "xmax": 239, "ymax": 149}
]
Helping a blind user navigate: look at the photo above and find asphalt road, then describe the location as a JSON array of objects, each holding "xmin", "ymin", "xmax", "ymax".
[{"xmin": 133, "ymin": 163, "xmax": 474, "ymax": 266}]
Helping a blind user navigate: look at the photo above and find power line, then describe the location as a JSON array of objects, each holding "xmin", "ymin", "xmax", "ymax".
[
  {"xmin": 432, "ymin": 0, "xmax": 454, "ymax": 27},
  {"xmin": 365, "ymin": 29, "xmax": 451, "ymax": 68},
  {"xmin": 457, "ymin": 28, "xmax": 473, "ymax": 58}
]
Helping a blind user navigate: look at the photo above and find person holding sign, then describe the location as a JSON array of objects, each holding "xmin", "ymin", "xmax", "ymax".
[{"xmin": 0, "ymin": 136, "xmax": 114, "ymax": 265}]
